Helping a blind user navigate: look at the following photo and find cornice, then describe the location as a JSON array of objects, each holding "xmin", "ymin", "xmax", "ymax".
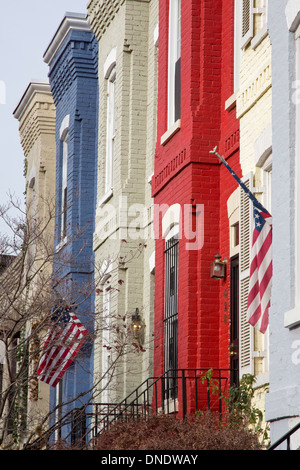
[
  {"xmin": 14, "ymin": 81, "xmax": 56, "ymax": 157},
  {"xmin": 13, "ymin": 80, "xmax": 52, "ymax": 121},
  {"xmin": 87, "ymin": 0, "xmax": 126, "ymax": 40},
  {"xmin": 44, "ymin": 12, "xmax": 91, "ymax": 66}
]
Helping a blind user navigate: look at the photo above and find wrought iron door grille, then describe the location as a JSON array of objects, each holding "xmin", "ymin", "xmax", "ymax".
[{"xmin": 164, "ymin": 235, "xmax": 179, "ymax": 400}]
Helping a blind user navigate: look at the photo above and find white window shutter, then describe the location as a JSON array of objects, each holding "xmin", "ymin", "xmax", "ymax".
[
  {"xmin": 241, "ymin": 0, "xmax": 254, "ymax": 49},
  {"xmin": 239, "ymin": 172, "xmax": 254, "ymax": 377}
]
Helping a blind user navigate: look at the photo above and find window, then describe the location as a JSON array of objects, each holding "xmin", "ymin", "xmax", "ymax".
[
  {"xmin": 100, "ymin": 260, "xmax": 113, "ymax": 403},
  {"xmin": 164, "ymin": 226, "xmax": 179, "ymax": 400},
  {"xmin": 262, "ymin": 154, "xmax": 272, "ymax": 213},
  {"xmin": 59, "ymin": 115, "xmax": 69, "ymax": 242},
  {"xmin": 61, "ymin": 131, "xmax": 68, "ymax": 239},
  {"xmin": 241, "ymin": 0, "xmax": 268, "ymax": 49},
  {"xmin": 234, "ymin": 0, "xmax": 242, "ymax": 91},
  {"xmin": 168, "ymin": 0, "xmax": 181, "ymax": 128},
  {"xmin": 105, "ymin": 67, "xmax": 116, "ymax": 194}
]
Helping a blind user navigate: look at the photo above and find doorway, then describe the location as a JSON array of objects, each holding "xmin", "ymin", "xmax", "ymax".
[{"xmin": 230, "ymin": 255, "xmax": 239, "ymax": 387}]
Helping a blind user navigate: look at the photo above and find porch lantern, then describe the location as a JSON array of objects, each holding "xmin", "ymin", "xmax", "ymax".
[
  {"xmin": 131, "ymin": 308, "xmax": 145, "ymax": 343},
  {"xmin": 210, "ymin": 254, "xmax": 227, "ymax": 279}
]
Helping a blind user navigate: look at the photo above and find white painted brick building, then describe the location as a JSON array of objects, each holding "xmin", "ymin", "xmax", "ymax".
[{"xmin": 88, "ymin": 0, "xmax": 158, "ymax": 403}]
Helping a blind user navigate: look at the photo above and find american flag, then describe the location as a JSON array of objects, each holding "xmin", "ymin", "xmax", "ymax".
[
  {"xmin": 210, "ymin": 147, "xmax": 272, "ymax": 333},
  {"xmin": 37, "ymin": 307, "xmax": 88, "ymax": 387}
]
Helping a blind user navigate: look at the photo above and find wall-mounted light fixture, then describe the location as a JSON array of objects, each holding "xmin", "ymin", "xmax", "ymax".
[
  {"xmin": 131, "ymin": 308, "xmax": 145, "ymax": 344},
  {"xmin": 210, "ymin": 254, "xmax": 227, "ymax": 279}
]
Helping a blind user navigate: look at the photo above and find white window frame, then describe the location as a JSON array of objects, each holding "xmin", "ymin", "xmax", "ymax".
[
  {"xmin": 234, "ymin": 0, "xmax": 242, "ymax": 91},
  {"xmin": 168, "ymin": 0, "xmax": 181, "ymax": 129},
  {"xmin": 241, "ymin": 0, "xmax": 269, "ymax": 50},
  {"xmin": 105, "ymin": 67, "xmax": 116, "ymax": 195},
  {"xmin": 262, "ymin": 154, "xmax": 272, "ymax": 213},
  {"xmin": 100, "ymin": 259, "xmax": 113, "ymax": 403},
  {"xmin": 59, "ymin": 115, "xmax": 70, "ymax": 244}
]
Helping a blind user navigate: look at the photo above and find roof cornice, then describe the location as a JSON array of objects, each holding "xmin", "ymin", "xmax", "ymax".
[
  {"xmin": 43, "ymin": 12, "xmax": 91, "ymax": 66},
  {"xmin": 13, "ymin": 80, "xmax": 51, "ymax": 121}
]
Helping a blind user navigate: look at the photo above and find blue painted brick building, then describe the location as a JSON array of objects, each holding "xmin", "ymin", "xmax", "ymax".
[{"xmin": 44, "ymin": 13, "xmax": 98, "ymax": 444}]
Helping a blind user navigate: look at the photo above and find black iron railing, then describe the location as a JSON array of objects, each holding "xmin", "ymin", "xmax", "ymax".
[
  {"xmin": 86, "ymin": 368, "xmax": 231, "ymax": 444},
  {"xmin": 268, "ymin": 420, "xmax": 300, "ymax": 450}
]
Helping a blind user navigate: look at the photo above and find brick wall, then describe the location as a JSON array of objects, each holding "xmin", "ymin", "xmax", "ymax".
[
  {"xmin": 45, "ymin": 19, "xmax": 98, "ymax": 433},
  {"xmin": 89, "ymin": 0, "xmax": 158, "ymax": 401},
  {"xmin": 153, "ymin": 0, "xmax": 240, "ymax": 395}
]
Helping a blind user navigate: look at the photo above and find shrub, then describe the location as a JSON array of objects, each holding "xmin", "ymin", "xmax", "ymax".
[{"xmin": 92, "ymin": 411, "xmax": 264, "ymax": 451}]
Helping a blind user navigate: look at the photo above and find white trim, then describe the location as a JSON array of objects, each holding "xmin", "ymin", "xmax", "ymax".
[
  {"xmin": 161, "ymin": 119, "xmax": 181, "ymax": 145},
  {"xmin": 168, "ymin": 0, "xmax": 181, "ymax": 128},
  {"xmin": 234, "ymin": 0, "xmax": 242, "ymax": 91},
  {"xmin": 254, "ymin": 125, "xmax": 272, "ymax": 168},
  {"xmin": 154, "ymin": 23, "xmax": 159, "ymax": 47},
  {"xmin": 284, "ymin": 306, "xmax": 300, "ymax": 329},
  {"xmin": 13, "ymin": 80, "xmax": 51, "ymax": 121},
  {"xmin": 44, "ymin": 13, "xmax": 91, "ymax": 65},
  {"xmin": 104, "ymin": 48, "xmax": 117, "ymax": 79},
  {"xmin": 225, "ymin": 92, "xmax": 237, "ymax": 111},
  {"xmin": 149, "ymin": 251, "xmax": 155, "ymax": 273},
  {"xmin": 251, "ymin": 24, "xmax": 268, "ymax": 50},
  {"xmin": 98, "ymin": 188, "xmax": 113, "ymax": 208},
  {"xmin": 105, "ymin": 66, "xmax": 116, "ymax": 194},
  {"xmin": 162, "ymin": 203, "xmax": 181, "ymax": 239},
  {"xmin": 59, "ymin": 114, "xmax": 70, "ymax": 141}
]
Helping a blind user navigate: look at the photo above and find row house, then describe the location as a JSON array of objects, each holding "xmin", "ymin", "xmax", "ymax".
[
  {"xmin": 12, "ymin": 81, "xmax": 56, "ymax": 442},
  {"xmin": 235, "ymin": 0, "xmax": 271, "ymax": 422},
  {"xmin": 151, "ymin": 0, "xmax": 243, "ymax": 415},
  {"xmin": 87, "ymin": 0, "xmax": 158, "ymax": 406},
  {"xmin": 42, "ymin": 13, "xmax": 98, "ymax": 444}
]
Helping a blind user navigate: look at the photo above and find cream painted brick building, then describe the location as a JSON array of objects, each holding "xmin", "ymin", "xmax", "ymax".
[
  {"xmin": 12, "ymin": 81, "xmax": 56, "ymax": 440},
  {"xmin": 235, "ymin": 0, "xmax": 272, "ymax": 425},
  {"xmin": 87, "ymin": 0, "xmax": 158, "ymax": 403}
]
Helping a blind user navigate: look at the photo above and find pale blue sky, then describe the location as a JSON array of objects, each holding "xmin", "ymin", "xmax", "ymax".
[{"xmin": 0, "ymin": 0, "xmax": 89, "ymax": 236}]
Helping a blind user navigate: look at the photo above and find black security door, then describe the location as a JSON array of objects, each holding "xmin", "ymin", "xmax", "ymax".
[
  {"xmin": 230, "ymin": 255, "xmax": 239, "ymax": 387},
  {"xmin": 164, "ymin": 235, "xmax": 179, "ymax": 399}
]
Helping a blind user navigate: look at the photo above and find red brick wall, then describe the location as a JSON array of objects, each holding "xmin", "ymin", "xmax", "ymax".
[{"xmin": 153, "ymin": 0, "xmax": 241, "ymax": 382}]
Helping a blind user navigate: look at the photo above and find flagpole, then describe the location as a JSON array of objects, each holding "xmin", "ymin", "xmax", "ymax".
[
  {"xmin": 209, "ymin": 146, "xmax": 270, "ymax": 216},
  {"xmin": 209, "ymin": 146, "xmax": 226, "ymax": 164}
]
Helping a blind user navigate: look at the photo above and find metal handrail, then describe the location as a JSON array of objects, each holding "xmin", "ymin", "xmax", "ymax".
[
  {"xmin": 87, "ymin": 368, "xmax": 231, "ymax": 444},
  {"xmin": 268, "ymin": 420, "xmax": 300, "ymax": 450}
]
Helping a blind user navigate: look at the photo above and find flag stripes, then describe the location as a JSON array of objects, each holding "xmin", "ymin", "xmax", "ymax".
[
  {"xmin": 210, "ymin": 147, "xmax": 272, "ymax": 334},
  {"xmin": 37, "ymin": 311, "xmax": 88, "ymax": 387}
]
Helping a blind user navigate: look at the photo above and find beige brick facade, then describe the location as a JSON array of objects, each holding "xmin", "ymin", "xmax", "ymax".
[
  {"xmin": 13, "ymin": 81, "xmax": 56, "ymax": 439},
  {"xmin": 88, "ymin": 0, "xmax": 158, "ymax": 402}
]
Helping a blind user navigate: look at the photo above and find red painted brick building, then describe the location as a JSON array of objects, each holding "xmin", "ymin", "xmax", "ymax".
[{"xmin": 152, "ymin": 0, "xmax": 242, "ymax": 414}]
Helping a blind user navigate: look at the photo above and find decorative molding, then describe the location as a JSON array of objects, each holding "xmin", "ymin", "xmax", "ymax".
[
  {"xmin": 47, "ymin": 33, "xmax": 98, "ymax": 106},
  {"xmin": 13, "ymin": 80, "xmax": 52, "ymax": 121},
  {"xmin": 236, "ymin": 61, "xmax": 272, "ymax": 119},
  {"xmin": 88, "ymin": 0, "xmax": 126, "ymax": 41},
  {"xmin": 224, "ymin": 128, "xmax": 240, "ymax": 157},
  {"xmin": 153, "ymin": 148, "xmax": 187, "ymax": 192},
  {"xmin": 43, "ymin": 13, "xmax": 91, "ymax": 65},
  {"xmin": 13, "ymin": 82, "xmax": 56, "ymax": 157}
]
